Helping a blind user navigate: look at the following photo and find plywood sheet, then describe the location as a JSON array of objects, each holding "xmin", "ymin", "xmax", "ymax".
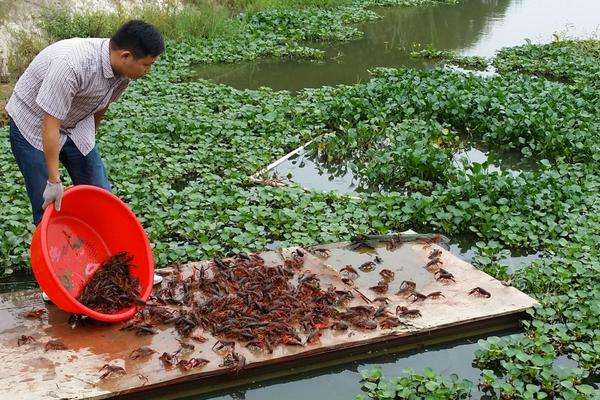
[{"xmin": 0, "ymin": 238, "xmax": 537, "ymax": 399}]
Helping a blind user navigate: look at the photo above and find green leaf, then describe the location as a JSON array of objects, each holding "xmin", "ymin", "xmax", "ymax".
[{"xmin": 576, "ymin": 385, "xmax": 595, "ymax": 395}]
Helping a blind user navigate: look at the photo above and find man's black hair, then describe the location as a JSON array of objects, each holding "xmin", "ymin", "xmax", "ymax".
[{"xmin": 110, "ymin": 20, "xmax": 165, "ymax": 58}]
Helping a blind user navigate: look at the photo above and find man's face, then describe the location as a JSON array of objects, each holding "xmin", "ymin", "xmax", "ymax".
[{"xmin": 115, "ymin": 50, "xmax": 157, "ymax": 79}]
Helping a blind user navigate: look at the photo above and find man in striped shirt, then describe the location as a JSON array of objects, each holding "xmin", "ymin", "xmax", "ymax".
[{"xmin": 6, "ymin": 20, "xmax": 164, "ymax": 225}]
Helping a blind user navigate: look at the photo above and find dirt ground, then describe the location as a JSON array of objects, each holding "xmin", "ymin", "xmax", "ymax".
[{"xmin": 0, "ymin": 83, "xmax": 11, "ymax": 126}]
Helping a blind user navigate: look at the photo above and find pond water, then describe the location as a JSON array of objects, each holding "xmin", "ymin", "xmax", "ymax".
[
  {"xmin": 193, "ymin": 0, "xmax": 600, "ymax": 91},
  {"xmin": 184, "ymin": 330, "xmax": 514, "ymax": 400},
  {"xmin": 185, "ymin": 1, "xmax": 590, "ymax": 397},
  {"xmin": 0, "ymin": 270, "xmax": 38, "ymax": 294},
  {"xmin": 1, "ymin": 0, "xmax": 592, "ymax": 397},
  {"xmin": 448, "ymin": 235, "xmax": 541, "ymax": 274},
  {"xmin": 267, "ymin": 142, "xmax": 535, "ymax": 196},
  {"xmin": 249, "ymin": 0, "xmax": 598, "ymax": 195},
  {"xmin": 185, "ymin": 336, "xmax": 585, "ymax": 400}
]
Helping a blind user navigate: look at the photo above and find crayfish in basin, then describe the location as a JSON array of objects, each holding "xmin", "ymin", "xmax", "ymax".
[{"xmin": 78, "ymin": 252, "xmax": 142, "ymax": 314}]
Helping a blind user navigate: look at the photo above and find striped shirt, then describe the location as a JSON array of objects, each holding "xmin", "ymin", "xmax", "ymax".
[{"xmin": 5, "ymin": 38, "xmax": 129, "ymax": 155}]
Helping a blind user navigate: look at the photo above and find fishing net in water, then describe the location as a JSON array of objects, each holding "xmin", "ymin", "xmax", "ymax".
[{"xmin": 78, "ymin": 252, "xmax": 141, "ymax": 314}]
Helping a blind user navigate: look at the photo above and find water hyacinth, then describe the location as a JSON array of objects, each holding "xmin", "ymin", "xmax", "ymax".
[{"xmin": 0, "ymin": 1, "xmax": 598, "ymax": 397}]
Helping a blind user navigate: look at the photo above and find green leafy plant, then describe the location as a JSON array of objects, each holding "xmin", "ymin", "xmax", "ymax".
[
  {"xmin": 356, "ymin": 367, "xmax": 473, "ymax": 399},
  {"xmin": 409, "ymin": 45, "xmax": 489, "ymax": 70},
  {"xmin": 0, "ymin": 2, "xmax": 598, "ymax": 397}
]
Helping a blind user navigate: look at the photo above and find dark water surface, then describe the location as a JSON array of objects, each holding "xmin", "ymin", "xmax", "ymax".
[
  {"xmin": 252, "ymin": 0, "xmax": 599, "ymax": 196},
  {"xmin": 194, "ymin": 0, "xmax": 599, "ymax": 91},
  {"xmin": 186, "ymin": 331, "xmax": 513, "ymax": 400},
  {"xmin": 0, "ymin": 270, "xmax": 38, "ymax": 294},
  {"xmin": 268, "ymin": 142, "xmax": 537, "ymax": 196}
]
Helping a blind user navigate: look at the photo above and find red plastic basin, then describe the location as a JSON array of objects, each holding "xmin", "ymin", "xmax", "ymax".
[{"xmin": 30, "ymin": 185, "xmax": 154, "ymax": 322}]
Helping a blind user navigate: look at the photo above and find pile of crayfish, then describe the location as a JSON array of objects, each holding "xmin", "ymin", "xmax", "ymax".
[
  {"xmin": 78, "ymin": 252, "xmax": 141, "ymax": 314},
  {"xmin": 122, "ymin": 250, "xmax": 409, "ymax": 360},
  {"xmin": 146, "ymin": 250, "xmax": 352, "ymax": 352}
]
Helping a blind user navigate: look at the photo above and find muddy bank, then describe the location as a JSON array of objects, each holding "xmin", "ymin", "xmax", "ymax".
[{"xmin": 1, "ymin": 82, "xmax": 10, "ymax": 125}]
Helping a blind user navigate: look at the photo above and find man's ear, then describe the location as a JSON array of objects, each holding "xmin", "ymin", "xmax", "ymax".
[{"xmin": 120, "ymin": 50, "xmax": 133, "ymax": 60}]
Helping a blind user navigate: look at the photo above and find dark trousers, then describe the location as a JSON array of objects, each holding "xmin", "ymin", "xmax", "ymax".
[{"xmin": 8, "ymin": 117, "xmax": 111, "ymax": 225}]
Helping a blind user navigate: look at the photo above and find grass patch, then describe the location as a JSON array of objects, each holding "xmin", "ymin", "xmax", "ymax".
[
  {"xmin": 0, "ymin": 83, "xmax": 11, "ymax": 126},
  {"xmin": 40, "ymin": 3, "xmax": 238, "ymax": 42},
  {"xmin": 5, "ymin": 30, "xmax": 49, "ymax": 81},
  {"xmin": 3, "ymin": 1, "xmax": 241, "ymax": 83},
  {"xmin": 194, "ymin": 0, "xmax": 353, "ymax": 13}
]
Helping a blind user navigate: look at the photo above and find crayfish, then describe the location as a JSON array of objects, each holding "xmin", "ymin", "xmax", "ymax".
[
  {"xmin": 396, "ymin": 280, "xmax": 416, "ymax": 297},
  {"xmin": 220, "ymin": 350, "xmax": 246, "ymax": 372},
  {"xmin": 379, "ymin": 316, "xmax": 403, "ymax": 329},
  {"xmin": 177, "ymin": 358, "xmax": 210, "ymax": 372},
  {"xmin": 78, "ymin": 252, "xmax": 141, "ymax": 314},
  {"xmin": 369, "ymin": 280, "xmax": 388, "ymax": 294},
  {"xmin": 99, "ymin": 364, "xmax": 126, "ymax": 380},
  {"xmin": 120, "ymin": 321, "xmax": 157, "ymax": 336},
  {"xmin": 159, "ymin": 350, "xmax": 181, "ymax": 367},
  {"xmin": 468, "ymin": 287, "xmax": 491, "ymax": 298},
  {"xmin": 425, "ymin": 258, "xmax": 443, "ymax": 271},
  {"xmin": 373, "ymin": 296, "xmax": 390, "ymax": 304},
  {"xmin": 410, "ymin": 291, "xmax": 445, "ymax": 303},
  {"xmin": 396, "ymin": 306, "xmax": 422, "ymax": 318},
  {"xmin": 44, "ymin": 339, "xmax": 67, "ymax": 351},
  {"xmin": 309, "ymin": 248, "xmax": 331, "ymax": 258},
  {"xmin": 429, "ymin": 249, "xmax": 442, "ymax": 259},
  {"xmin": 129, "ymin": 346, "xmax": 156, "ymax": 360},
  {"xmin": 340, "ymin": 265, "xmax": 359, "ymax": 280},
  {"xmin": 359, "ymin": 261, "xmax": 376, "ymax": 272},
  {"xmin": 379, "ymin": 269, "xmax": 395, "ymax": 283},
  {"xmin": 17, "ymin": 335, "xmax": 35, "ymax": 346},
  {"xmin": 212, "ymin": 340, "xmax": 235, "ymax": 354},
  {"xmin": 330, "ymin": 321, "xmax": 349, "ymax": 331},
  {"xmin": 435, "ymin": 269, "xmax": 456, "ymax": 283},
  {"xmin": 348, "ymin": 235, "xmax": 375, "ymax": 251},
  {"xmin": 374, "ymin": 304, "xmax": 390, "ymax": 318},
  {"xmin": 22, "ymin": 308, "xmax": 46, "ymax": 320}
]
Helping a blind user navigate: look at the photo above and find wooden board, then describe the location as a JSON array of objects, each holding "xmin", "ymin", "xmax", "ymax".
[{"xmin": 0, "ymin": 239, "xmax": 537, "ymax": 400}]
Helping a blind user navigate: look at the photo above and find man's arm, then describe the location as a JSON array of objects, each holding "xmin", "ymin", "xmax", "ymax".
[
  {"xmin": 41, "ymin": 113, "xmax": 62, "ymax": 183},
  {"xmin": 94, "ymin": 107, "xmax": 107, "ymax": 131},
  {"xmin": 35, "ymin": 57, "xmax": 77, "ymax": 211},
  {"xmin": 40, "ymin": 112, "xmax": 65, "ymax": 211}
]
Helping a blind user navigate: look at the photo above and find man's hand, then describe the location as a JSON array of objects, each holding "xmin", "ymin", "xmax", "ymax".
[{"xmin": 42, "ymin": 181, "xmax": 64, "ymax": 211}]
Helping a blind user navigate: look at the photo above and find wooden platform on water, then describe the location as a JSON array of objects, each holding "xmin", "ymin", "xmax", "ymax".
[{"xmin": 0, "ymin": 237, "xmax": 537, "ymax": 400}]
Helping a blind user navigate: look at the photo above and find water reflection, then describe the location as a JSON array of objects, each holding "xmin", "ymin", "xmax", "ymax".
[
  {"xmin": 194, "ymin": 0, "xmax": 513, "ymax": 90},
  {"xmin": 269, "ymin": 142, "xmax": 534, "ymax": 196},
  {"xmin": 185, "ymin": 330, "xmax": 518, "ymax": 400},
  {"xmin": 461, "ymin": 0, "xmax": 600, "ymax": 57},
  {"xmin": 271, "ymin": 148, "xmax": 363, "ymax": 195},
  {"xmin": 0, "ymin": 270, "xmax": 38, "ymax": 294},
  {"xmin": 448, "ymin": 235, "xmax": 541, "ymax": 273},
  {"xmin": 194, "ymin": 0, "xmax": 600, "ymax": 91}
]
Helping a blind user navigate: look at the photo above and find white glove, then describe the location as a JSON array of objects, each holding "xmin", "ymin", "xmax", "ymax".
[{"xmin": 42, "ymin": 181, "xmax": 64, "ymax": 211}]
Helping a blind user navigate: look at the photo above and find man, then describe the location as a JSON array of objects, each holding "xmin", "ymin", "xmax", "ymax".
[{"xmin": 6, "ymin": 20, "xmax": 165, "ymax": 292}]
